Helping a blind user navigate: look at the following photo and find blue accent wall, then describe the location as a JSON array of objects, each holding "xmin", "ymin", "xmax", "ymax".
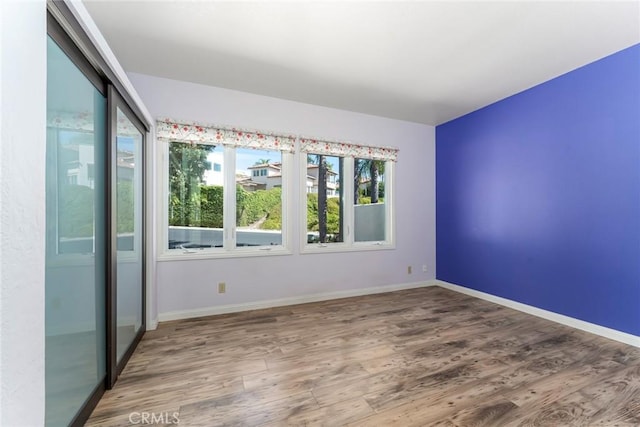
[{"xmin": 436, "ymin": 44, "xmax": 640, "ymax": 336}]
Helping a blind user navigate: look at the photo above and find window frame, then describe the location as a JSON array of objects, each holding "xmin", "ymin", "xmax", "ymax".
[
  {"xmin": 300, "ymin": 155, "xmax": 396, "ymax": 254},
  {"xmin": 157, "ymin": 122, "xmax": 397, "ymax": 259},
  {"xmin": 158, "ymin": 139, "xmax": 293, "ymax": 260}
]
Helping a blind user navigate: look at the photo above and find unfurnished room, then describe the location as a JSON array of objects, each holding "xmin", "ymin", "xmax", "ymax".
[{"xmin": 0, "ymin": 1, "xmax": 639, "ymax": 426}]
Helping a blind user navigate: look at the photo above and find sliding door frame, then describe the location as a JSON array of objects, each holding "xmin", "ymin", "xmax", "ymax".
[
  {"xmin": 47, "ymin": 1, "xmax": 150, "ymax": 424},
  {"xmin": 106, "ymin": 87, "xmax": 147, "ymax": 388}
]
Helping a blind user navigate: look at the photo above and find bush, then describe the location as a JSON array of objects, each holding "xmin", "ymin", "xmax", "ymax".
[
  {"xmin": 200, "ymin": 186, "xmax": 224, "ymax": 228},
  {"xmin": 170, "ymin": 185, "xmax": 283, "ymax": 229},
  {"xmin": 306, "ymin": 193, "xmax": 341, "ymax": 234},
  {"xmin": 357, "ymin": 196, "xmax": 384, "ymax": 205},
  {"xmin": 261, "ymin": 204, "xmax": 282, "ymax": 230},
  {"xmin": 237, "ymin": 187, "xmax": 282, "ymax": 227}
]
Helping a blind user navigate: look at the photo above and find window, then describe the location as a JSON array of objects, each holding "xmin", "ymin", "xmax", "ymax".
[
  {"xmin": 158, "ymin": 120, "xmax": 396, "ymax": 257},
  {"xmin": 168, "ymin": 143, "xmax": 225, "ymax": 249},
  {"xmin": 300, "ymin": 138, "xmax": 396, "ymax": 252},
  {"xmin": 236, "ymin": 148, "xmax": 283, "ymax": 247},
  {"xmin": 158, "ymin": 119, "xmax": 295, "ymax": 258},
  {"xmin": 354, "ymin": 158, "xmax": 387, "ymax": 243},
  {"xmin": 305, "ymin": 153, "xmax": 344, "ymax": 244}
]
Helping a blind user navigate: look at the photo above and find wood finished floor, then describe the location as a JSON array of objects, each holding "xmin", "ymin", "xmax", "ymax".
[{"xmin": 86, "ymin": 286, "xmax": 640, "ymax": 426}]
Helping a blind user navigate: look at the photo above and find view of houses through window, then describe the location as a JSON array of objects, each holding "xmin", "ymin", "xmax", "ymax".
[
  {"xmin": 235, "ymin": 148, "xmax": 283, "ymax": 248},
  {"xmin": 168, "ymin": 144, "xmax": 286, "ymax": 250}
]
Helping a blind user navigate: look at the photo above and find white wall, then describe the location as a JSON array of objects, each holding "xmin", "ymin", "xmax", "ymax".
[
  {"xmin": 0, "ymin": 1, "xmax": 47, "ymax": 425},
  {"xmin": 129, "ymin": 73, "xmax": 436, "ymax": 319}
]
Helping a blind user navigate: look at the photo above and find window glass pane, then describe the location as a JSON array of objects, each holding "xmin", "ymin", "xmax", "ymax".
[
  {"xmin": 168, "ymin": 142, "xmax": 223, "ymax": 249},
  {"xmin": 354, "ymin": 158, "xmax": 386, "ymax": 242},
  {"xmin": 306, "ymin": 154, "xmax": 343, "ymax": 243},
  {"xmin": 236, "ymin": 148, "xmax": 283, "ymax": 247}
]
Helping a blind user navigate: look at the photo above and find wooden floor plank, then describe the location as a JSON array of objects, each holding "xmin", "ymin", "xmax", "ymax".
[{"xmin": 85, "ymin": 286, "xmax": 640, "ymax": 426}]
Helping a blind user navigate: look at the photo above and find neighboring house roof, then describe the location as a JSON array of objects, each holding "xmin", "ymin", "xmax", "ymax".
[
  {"xmin": 240, "ymin": 163, "xmax": 336, "ymax": 185},
  {"xmin": 247, "ymin": 163, "xmax": 281, "ymax": 170},
  {"xmin": 117, "ymin": 151, "xmax": 135, "ymax": 169},
  {"xmin": 236, "ymin": 177, "xmax": 264, "ymax": 189},
  {"xmin": 306, "ymin": 164, "xmax": 338, "ymax": 175}
]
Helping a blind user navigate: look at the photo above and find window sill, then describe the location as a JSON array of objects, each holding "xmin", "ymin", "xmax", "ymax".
[
  {"xmin": 301, "ymin": 242, "xmax": 395, "ymax": 255},
  {"xmin": 157, "ymin": 246, "xmax": 292, "ymax": 262}
]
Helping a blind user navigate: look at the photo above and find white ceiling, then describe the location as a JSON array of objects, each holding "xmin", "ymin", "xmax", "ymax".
[{"xmin": 83, "ymin": 1, "xmax": 640, "ymax": 126}]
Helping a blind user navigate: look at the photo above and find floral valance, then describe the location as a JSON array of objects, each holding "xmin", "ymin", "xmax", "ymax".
[
  {"xmin": 299, "ymin": 137, "xmax": 398, "ymax": 162},
  {"xmin": 156, "ymin": 118, "xmax": 296, "ymax": 153},
  {"xmin": 48, "ymin": 110, "xmax": 141, "ymax": 137}
]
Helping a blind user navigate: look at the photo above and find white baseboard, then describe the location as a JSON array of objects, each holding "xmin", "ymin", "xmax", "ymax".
[
  {"xmin": 434, "ymin": 280, "xmax": 640, "ymax": 348},
  {"xmin": 158, "ymin": 281, "xmax": 434, "ymax": 322},
  {"xmin": 157, "ymin": 279, "xmax": 639, "ymax": 348}
]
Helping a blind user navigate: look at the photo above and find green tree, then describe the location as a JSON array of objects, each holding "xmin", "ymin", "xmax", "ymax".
[
  {"xmin": 354, "ymin": 159, "xmax": 385, "ymax": 204},
  {"xmin": 169, "ymin": 142, "xmax": 215, "ymax": 226},
  {"xmin": 317, "ymin": 155, "xmax": 328, "ymax": 242},
  {"xmin": 307, "ymin": 154, "xmax": 329, "ymax": 241},
  {"xmin": 306, "ymin": 193, "xmax": 340, "ymax": 235},
  {"xmin": 369, "ymin": 160, "xmax": 382, "ymax": 204}
]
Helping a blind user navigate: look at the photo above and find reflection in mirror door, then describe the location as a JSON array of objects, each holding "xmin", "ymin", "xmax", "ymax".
[
  {"xmin": 114, "ymin": 106, "xmax": 145, "ymax": 365},
  {"xmin": 45, "ymin": 36, "xmax": 107, "ymax": 426}
]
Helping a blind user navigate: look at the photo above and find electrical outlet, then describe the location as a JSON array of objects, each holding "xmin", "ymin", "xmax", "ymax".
[
  {"xmin": 407, "ymin": 266, "xmax": 412, "ymax": 274},
  {"xmin": 422, "ymin": 265, "xmax": 428, "ymax": 272},
  {"xmin": 218, "ymin": 282, "xmax": 226, "ymax": 293}
]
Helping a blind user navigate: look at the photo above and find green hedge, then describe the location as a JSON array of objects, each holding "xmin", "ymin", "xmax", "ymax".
[
  {"xmin": 59, "ymin": 185, "xmax": 94, "ymax": 238},
  {"xmin": 356, "ymin": 196, "xmax": 384, "ymax": 205},
  {"xmin": 200, "ymin": 186, "xmax": 224, "ymax": 228},
  {"xmin": 117, "ymin": 180, "xmax": 135, "ymax": 233},
  {"xmin": 58, "ymin": 181, "xmax": 138, "ymax": 238},
  {"xmin": 169, "ymin": 185, "xmax": 282, "ymax": 230},
  {"xmin": 236, "ymin": 187, "xmax": 282, "ymax": 227}
]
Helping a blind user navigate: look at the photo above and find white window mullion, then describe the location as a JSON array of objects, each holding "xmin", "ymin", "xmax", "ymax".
[
  {"xmin": 385, "ymin": 161, "xmax": 395, "ymax": 244},
  {"xmin": 280, "ymin": 151, "xmax": 293, "ymax": 250},
  {"xmin": 223, "ymin": 146, "xmax": 236, "ymax": 250},
  {"xmin": 299, "ymin": 151, "xmax": 309, "ymax": 249},
  {"xmin": 159, "ymin": 139, "xmax": 170, "ymax": 253},
  {"xmin": 342, "ymin": 157, "xmax": 355, "ymax": 245}
]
